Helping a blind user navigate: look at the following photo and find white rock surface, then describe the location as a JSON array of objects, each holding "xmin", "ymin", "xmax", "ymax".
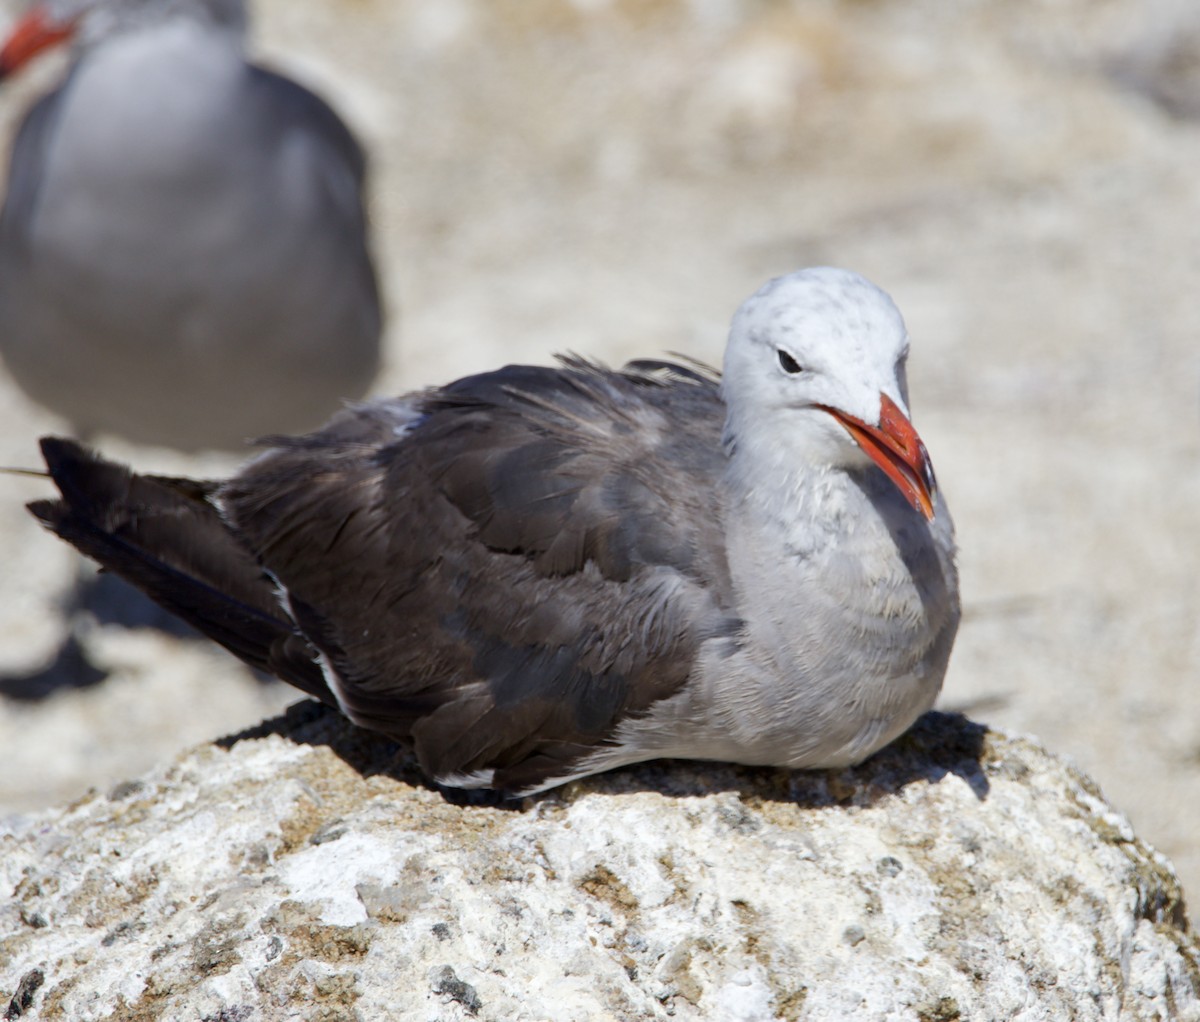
[{"xmin": 1, "ymin": 707, "xmax": 1197, "ymax": 1021}]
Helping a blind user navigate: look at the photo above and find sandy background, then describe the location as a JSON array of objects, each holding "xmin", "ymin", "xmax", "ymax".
[{"xmin": 1, "ymin": 0, "xmax": 1198, "ymax": 898}]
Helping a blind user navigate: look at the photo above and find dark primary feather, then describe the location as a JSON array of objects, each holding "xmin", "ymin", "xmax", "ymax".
[
  {"xmin": 29, "ymin": 438, "xmax": 332, "ymax": 702},
  {"xmin": 32, "ymin": 359, "xmax": 742, "ymax": 791}
]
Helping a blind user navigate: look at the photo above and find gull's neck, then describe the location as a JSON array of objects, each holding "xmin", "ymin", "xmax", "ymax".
[{"xmin": 721, "ymin": 406, "xmax": 877, "ymax": 557}]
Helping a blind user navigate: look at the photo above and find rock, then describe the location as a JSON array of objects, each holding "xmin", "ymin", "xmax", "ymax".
[{"xmin": 0, "ymin": 706, "xmax": 1196, "ymax": 1021}]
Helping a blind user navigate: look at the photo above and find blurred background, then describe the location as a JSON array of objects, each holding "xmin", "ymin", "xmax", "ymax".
[{"xmin": 0, "ymin": 0, "xmax": 1198, "ymax": 895}]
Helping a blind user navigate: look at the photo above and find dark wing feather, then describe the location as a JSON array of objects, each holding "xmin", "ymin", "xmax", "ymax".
[
  {"xmin": 28, "ymin": 438, "xmax": 332, "ymax": 702},
  {"xmin": 421, "ymin": 357, "xmax": 729, "ymax": 582},
  {"xmin": 247, "ymin": 64, "xmax": 367, "ymax": 185},
  {"xmin": 244, "ymin": 64, "xmax": 381, "ymax": 325},
  {"xmin": 223, "ymin": 361, "xmax": 739, "ymax": 789}
]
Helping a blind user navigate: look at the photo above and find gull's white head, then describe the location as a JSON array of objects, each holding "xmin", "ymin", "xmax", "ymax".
[
  {"xmin": 721, "ymin": 267, "xmax": 937, "ymax": 519},
  {"xmin": 0, "ymin": 0, "xmax": 246, "ymax": 74}
]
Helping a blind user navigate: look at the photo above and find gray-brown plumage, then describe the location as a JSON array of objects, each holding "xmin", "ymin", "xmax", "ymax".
[{"xmin": 29, "ymin": 269, "xmax": 960, "ymax": 794}]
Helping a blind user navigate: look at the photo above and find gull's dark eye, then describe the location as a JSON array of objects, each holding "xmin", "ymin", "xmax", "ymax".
[{"xmin": 777, "ymin": 349, "xmax": 803, "ymax": 374}]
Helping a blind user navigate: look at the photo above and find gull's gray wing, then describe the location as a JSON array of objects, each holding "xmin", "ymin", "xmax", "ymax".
[{"xmin": 223, "ymin": 359, "xmax": 741, "ymax": 790}]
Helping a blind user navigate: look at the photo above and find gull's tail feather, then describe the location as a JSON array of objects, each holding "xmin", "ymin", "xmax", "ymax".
[{"xmin": 28, "ymin": 437, "xmax": 333, "ymax": 703}]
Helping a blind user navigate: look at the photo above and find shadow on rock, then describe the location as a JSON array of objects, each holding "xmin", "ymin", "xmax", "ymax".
[
  {"xmin": 218, "ymin": 701, "xmax": 990, "ymax": 810},
  {"xmin": 0, "ymin": 569, "xmax": 197, "ymax": 704},
  {"xmin": 591, "ymin": 711, "xmax": 991, "ymax": 808},
  {"xmin": 0, "ymin": 632, "xmax": 106, "ymax": 701},
  {"xmin": 217, "ymin": 699, "xmax": 438, "ymax": 791},
  {"xmin": 0, "ymin": 571, "xmax": 279, "ymax": 703}
]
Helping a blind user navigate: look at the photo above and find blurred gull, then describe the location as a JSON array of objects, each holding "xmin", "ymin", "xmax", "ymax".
[{"xmin": 0, "ymin": 0, "xmax": 382, "ymax": 452}]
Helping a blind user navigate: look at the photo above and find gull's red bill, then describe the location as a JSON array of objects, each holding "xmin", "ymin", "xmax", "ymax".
[
  {"xmin": 820, "ymin": 393, "xmax": 937, "ymax": 520},
  {"xmin": 0, "ymin": 7, "xmax": 75, "ymax": 80}
]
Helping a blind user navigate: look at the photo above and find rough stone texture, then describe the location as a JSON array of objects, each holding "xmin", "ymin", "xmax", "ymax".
[
  {"xmin": 0, "ymin": 707, "xmax": 1197, "ymax": 1021},
  {"xmin": 2, "ymin": 0, "xmax": 1200, "ymax": 911}
]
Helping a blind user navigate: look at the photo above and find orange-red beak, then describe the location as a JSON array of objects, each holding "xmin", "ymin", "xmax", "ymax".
[
  {"xmin": 820, "ymin": 393, "xmax": 938, "ymax": 520},
  {"xmin": 0, "ymin": 7, "xmax": 75, "ymax": 81}
]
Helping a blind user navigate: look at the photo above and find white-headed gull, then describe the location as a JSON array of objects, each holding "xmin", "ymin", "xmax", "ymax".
[{"xmin": 30, "ymin": 268, "xmax": 960, "ymax": 794}]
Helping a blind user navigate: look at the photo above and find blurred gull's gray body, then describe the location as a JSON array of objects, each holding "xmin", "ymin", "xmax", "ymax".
[
  {"xmin": 31, "ymin": 269, "xmax": 959, "ymax": 795},
  {"xmin": 0, "ymin": 0, "xmax": 380, "ymax": 451}
]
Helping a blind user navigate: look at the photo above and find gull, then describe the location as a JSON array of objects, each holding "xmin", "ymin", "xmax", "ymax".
[
  {"xmin": 29, "ymin": 268, "xmax": 960, "ymax": 794},
  {"xmin": 0, "ymin": 0, "xmax": 381, "ymax": 451}
]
